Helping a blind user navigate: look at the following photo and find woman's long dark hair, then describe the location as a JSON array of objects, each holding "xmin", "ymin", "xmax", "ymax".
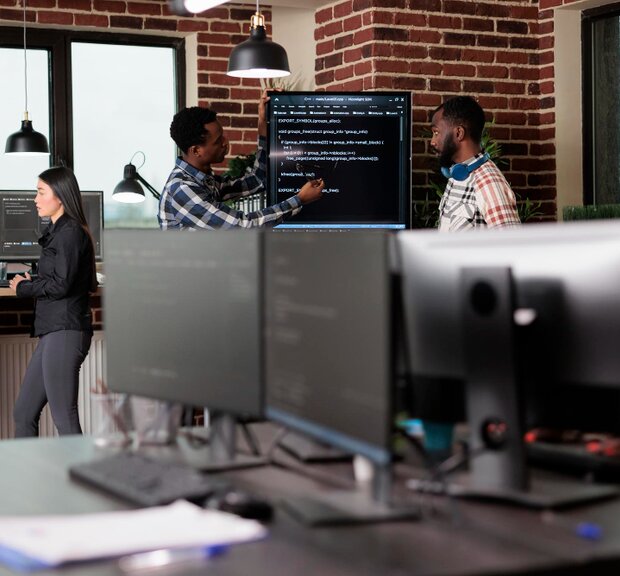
[{"xmin": 38, "ymin": 166, "xmax": 98, "ymax": 292}]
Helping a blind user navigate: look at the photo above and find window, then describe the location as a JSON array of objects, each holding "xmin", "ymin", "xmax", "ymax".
[
  {"xmin": 0, "ymin": 29, "xmax": 184, "ymax": 228},
  {"xmin": 583, "ymin": 6, "xmax": 620, "ymax": 205}
]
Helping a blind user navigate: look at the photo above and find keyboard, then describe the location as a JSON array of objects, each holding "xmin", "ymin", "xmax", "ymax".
[{"xmin": 69, "ymin": 451, "xmax": 222, "ymax": 507}]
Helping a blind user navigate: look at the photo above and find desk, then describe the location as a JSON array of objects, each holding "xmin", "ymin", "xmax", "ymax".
[{"xmin": 1, "ymin": 434, "xmax": 620, "ymax": 576}]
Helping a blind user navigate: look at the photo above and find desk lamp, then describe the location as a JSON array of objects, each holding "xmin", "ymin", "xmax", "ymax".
[{"xmin": 113, "ymin": 152, "xmax": 160, "ymax": 204}]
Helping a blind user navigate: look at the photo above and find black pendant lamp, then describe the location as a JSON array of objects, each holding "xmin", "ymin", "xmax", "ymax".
[
  {"xmin": 227, "ymin": 0, "xmax": 290, "ymax": 79},
  {"xmin": 5, "ymin": 0, "xmax": 50, "ymax": 156}
]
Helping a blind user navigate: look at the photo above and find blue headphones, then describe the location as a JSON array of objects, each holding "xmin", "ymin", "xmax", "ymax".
[{"xmin": 441, "ymin": 153, "xmax": 490, "ymax": 181}]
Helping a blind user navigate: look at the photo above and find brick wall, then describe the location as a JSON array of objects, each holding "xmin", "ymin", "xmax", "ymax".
[
  {"xmin": 315, "ymin": 0, "xmax": 561, "ymax": 221},
  {"xmin": 0, "ymin": 0, "xmax": 266, "ymax": 160}
]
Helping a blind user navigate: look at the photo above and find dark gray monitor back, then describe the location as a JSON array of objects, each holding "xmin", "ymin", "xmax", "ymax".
[
  {"xmin": 398, "ymin": 221, "xmax": 620, "ymax": 388},
  {"xmin": 265, "ymin": 232, "xmax": 393, "ymax": 465},
  {"xmin": 104, "ymin": 229, "xmax": 263, "ymax": 416}
]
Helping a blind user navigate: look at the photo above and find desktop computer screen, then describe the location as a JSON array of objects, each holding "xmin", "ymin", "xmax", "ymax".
[
  {"xmin": 397, "ymin": 222, "xmax": 620, "ymax": 507},
  {"xmin": 267, "ymin": 91, "xmax": 411, "ymax": 230},
  {"xmin": 104, "ymin": 229, "xmax": 263, "ymax": 415},
  {"xmin": 264, "ymin": 231, "xmax": 420, "ymax": 524},
  {"xmin": 264, "ymin": 231, "xmax": 394, "ymax": 465},
  {"xmin": 0, "ymin": 190, "xmax": 104, "ymax": 262}
]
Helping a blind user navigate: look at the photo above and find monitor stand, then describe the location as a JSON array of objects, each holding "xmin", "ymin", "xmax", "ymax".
[
  {"xmin": 280, "ymin": 462, "xmax": 420, "ymax": 527},
  {"xmin": 177, "ymin": 413, "xmax": 266, "ymax": 472},
  {"xmin": 278, "ymin": 431, "xmax": 353, "ymax": 463},
  {"xmin": 411, "ymin": 267, "xmax": 619, "ymax": 509}
]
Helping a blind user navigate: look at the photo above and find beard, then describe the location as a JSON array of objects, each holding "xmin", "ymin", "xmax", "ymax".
[{"xmin": 439, "ymin": 132, "xmax": 458, "ymax": 168}]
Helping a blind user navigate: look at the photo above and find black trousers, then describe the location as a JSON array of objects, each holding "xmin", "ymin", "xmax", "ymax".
[{"xmin": 13, "ymin": 330, "xmax": 92, "ymax": 438}]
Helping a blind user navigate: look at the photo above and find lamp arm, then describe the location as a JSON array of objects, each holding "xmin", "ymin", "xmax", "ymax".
[{"xmin": 136, "ymin": 173, "xmax": 161, "ymax": 200}]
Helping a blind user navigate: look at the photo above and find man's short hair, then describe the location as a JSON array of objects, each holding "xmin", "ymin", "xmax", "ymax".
[
  {"xmin": 170, "ymin": 106, "xmax": 218, "ymax": 153},
  {"xmin": 434, "ymin": 96, "xmax": 486, "ymax": 144}
]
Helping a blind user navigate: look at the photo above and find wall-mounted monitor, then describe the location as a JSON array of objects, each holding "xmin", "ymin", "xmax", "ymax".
[
  {"xmin": 267, "ymin": 91, "xmax": 411, "ymax": 230},
  {"xmin": 0, "ymin": 190, "xmax": 104, "ymax": 262}
]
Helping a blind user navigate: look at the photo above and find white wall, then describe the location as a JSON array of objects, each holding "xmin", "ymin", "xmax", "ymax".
[{"xmin": 272, "ymin": 6, "xmax": 316, "ymax": 90}]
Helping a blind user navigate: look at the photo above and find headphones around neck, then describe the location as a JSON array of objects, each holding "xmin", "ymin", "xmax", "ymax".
[{"xmin": 441, "ymin": 153, "xmax": 490, "ymax": 181}]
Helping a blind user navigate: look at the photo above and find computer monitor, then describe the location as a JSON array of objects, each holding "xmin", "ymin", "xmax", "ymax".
[
  {"xmin": 104, "ymin": 229, "xmax": 264, "ymax": 470},
  {"xmin": 264, "ymin": 231, "xmax": 418, "ymax": 525},
  {"xmin": 267, "ymin": 91, "xmax": 411, "ymax": 230},
  {"xmin": 0, "ymin": 190, "xmax": 104, "ymax": 263},
  {"xmin": 397, "ymin": 221, "xmax": 620, "ymax": 507}
]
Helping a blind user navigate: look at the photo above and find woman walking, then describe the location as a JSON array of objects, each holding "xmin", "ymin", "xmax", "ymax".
[{"xmin": 9, "ymin": 166, "xmax": 97, "ymax": 437}]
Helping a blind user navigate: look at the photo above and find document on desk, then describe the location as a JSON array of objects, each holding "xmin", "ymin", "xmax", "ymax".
[{"xmin": 0, "ymin": 500, "xmax": 267, "ymax": 571}]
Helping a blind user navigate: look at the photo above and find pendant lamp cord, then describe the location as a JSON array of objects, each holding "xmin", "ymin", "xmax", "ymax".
[{"xmin": 22, "ymin": 0, "xmax": 29, "ymax": 115}]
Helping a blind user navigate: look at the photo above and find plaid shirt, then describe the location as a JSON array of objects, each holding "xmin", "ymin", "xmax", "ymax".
[
  {"xmin": 158, "ymin": 137, "xmax": 302, "ymax": 230},
  {"xmin": 438, "ymin": 154, "xmax": 521, "ymax": 231}
]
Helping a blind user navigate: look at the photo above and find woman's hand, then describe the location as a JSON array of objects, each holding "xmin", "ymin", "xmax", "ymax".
[{"xmin": 8, "ymin": 272, "xmax": 31, "ymax": 293}]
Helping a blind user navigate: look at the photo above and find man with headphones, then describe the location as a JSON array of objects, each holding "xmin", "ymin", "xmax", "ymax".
[{"xmin": 430, "ymin": 96, "xmax": 520, "ymax": 231}]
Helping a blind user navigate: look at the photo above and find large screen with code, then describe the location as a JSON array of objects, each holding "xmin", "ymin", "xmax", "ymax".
[{"xmin": 267, "ymin": 91, "xmax": 411, "ymax": 230}]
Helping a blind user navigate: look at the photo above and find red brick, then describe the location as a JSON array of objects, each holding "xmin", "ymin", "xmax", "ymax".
[
  {"xmin": 127, "ymin": 1, "xmax": 160, "ymax": 15},
  {"xmin": 371, "ymin": 10, "xmax": 393, "ymax": 25},
  {"xmin": 335, "ymin": 34, "xmax": 354, "ymax": 50},
  {"xmin": 462, "ymin": 79, "xmax": 495, "ymax": 93},
  {"xmin": 93, "ymin": 0, "xmax": 125, "ymax": 12},
  {"xmin": 38, "ymin": 10, "xmax": 73, "ymax": 24},
  {"xmin": 462, "ymin": 48, "xmax": 494, "ymax": 63},
  {"xmin": 339, "ymin": 78, "xmax": 364, "ymax": 91},
  {"xmin": 209, "ymin": 73, "xmax": 240, "ymax": 86},
  {"xmin": 333, "ymin": 0, "xmax": 352, "ymax": 18},
  {"xmin": 477, "ymin": 65, "xmax": 509, "ymax": 79},
  {"xmin": 475, "ymin": 2, "xmax": 510, "ymax": 17},
  {"xmin": 27, "ymin": 0, "xmax": 55, "ymax": 8},
  {"xmin": 429, "ymin": 15, "xmax": 462, "ymax": 29},
  {"xmin": 462, "ymin": 17, "xmax": 493, "ymax": 32},
  {"xmin": 354, "ymin": 59, "xmax": 372, "ymax": 76},
  {"xmin": 210, "ymin": 20, "xmax": 240, "ymax": 33},
  {"xmin": 443, "ymin": 63, "xmax": 476, "ymax": 77},
  {"xmin": 316, "ymin": 70, "xmax": 335, "ymax": 86},
  {"xmin": 497, "ymin": 51, "xmax": 529, "ymax": 65},
  {"xmin": 410, "ymin": 29, "xmax": 442, "ymax": 43},
  {"xmin": 394, "ymin": 12, "xmax": 425, "ymax": 27},
  {"xmin": 477, "ymin": 34, "xmax": 509, "ymax": 48},
  {"xmin": 497, "ymin": 20, "xmax": 529, "ymax": 35},
  {"xmin": 144, "ymin": 17, "xmax": 176, "ymax": 31},
  {"xmin": 343, "ymin": 47, "xmax": 362, "ymax": 63},
  {"xmin": 197, "ymin": 58, "xmax": 228, "ymax": 72},
  {"xmin": 75, "ymin": 13, "xmax": 109, "ymax": 26},
  {"xmin": 316, "ymin": 39, "xmax": 334, "ymax": 56},
  {"xmin": 410, "ymin": 61, "xmax": 442, "ymax": 76},
  {"xmin": 323, "ymin": 20, "xmax": 342, "ymax": 37},
  {"xmin": 353, "ymin": 27, "xmax": 373, "ymax": 44},
  {"xmin": 429, "ymin": 47, "xmax": 462, "ymax": 61},
  {"xmin": 430, "ymin": 78, "xmax": 461, "ymax": 92},
  {"xmin": 178, "ymin": 19, "xmax": 208, "ymax": 32},
  {"xmin": 510, "ymin": 67, "xmax": 539, "ymax": 81},
  {"xmin": 335, "ymin": 64, "xmax": 355, "ymax": 81},
  {"xmin": 444, "ymin": 32, "xmax": 475, "ymax": 46},
  {"xmin": 509, "ymin": 97, "xmax": 540, "ymax": 111},
  {"xmin": 58, "ymin": 0, "xmax": 91, "ymax": 10},
  {"xmin": 197, "ymin": 32, "xmax": 230, "ymax": 44},
  {"xmin": 343, "ymin": 14, "xmax": 361, "ymax": 31},
  {"xmin": 315, "ymin": 6, "xmax": 332, "ymax": 24},
  {"xmin": 110, "ymin": 15, "xmax": 142, "ymax": 28},
  {"xmin": 0, "ymin": 7, "xmax": 25, "ymax": 19}
]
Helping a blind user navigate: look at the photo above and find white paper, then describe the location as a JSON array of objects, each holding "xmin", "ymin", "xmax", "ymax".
[{"xmin": 0, "ymin": 501, "xmax": 267, "ymax": 566}]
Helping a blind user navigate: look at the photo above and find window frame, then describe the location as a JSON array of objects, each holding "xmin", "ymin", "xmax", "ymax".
[
  {"xmin": 582, "ymin": 3, "xmax": 620, "ymax": 205},
  {"xmin": 0, "ymin": 27, "xmax": 185, "ymax": 170}
]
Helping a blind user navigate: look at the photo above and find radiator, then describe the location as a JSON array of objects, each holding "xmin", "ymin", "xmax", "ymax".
[{"xmin": 0, "ymin": 332, "xmax": 106, "ymax": 439}]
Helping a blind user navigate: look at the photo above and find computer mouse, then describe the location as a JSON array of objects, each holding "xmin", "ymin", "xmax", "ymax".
[{"xmin": 208, "ymin": 490, "xmax": 273, "ymax": 522}]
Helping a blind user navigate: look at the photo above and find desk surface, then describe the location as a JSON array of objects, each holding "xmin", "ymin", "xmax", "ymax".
[{"xmin": 1, "ymin": 433, "xmax": 620, "ymax": 576}]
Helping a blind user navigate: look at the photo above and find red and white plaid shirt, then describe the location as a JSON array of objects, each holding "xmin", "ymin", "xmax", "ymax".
[{"xmin": 438, "ymin": 154, "xmax": 521, "ymax": 231}]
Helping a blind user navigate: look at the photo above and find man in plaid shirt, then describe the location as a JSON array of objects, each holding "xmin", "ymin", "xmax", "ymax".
[
  {"xmin": 431, "ymin": 96, "xmax": 520, "ymax": 231},
  {"xmin": 159, "ymin": 92, "xmax": 324, "ymax": 230}
]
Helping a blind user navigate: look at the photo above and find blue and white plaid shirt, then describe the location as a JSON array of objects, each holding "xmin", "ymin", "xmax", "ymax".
[{"xmin": 158, "ymin": 137, "xmax": 302, "ymax": 230}]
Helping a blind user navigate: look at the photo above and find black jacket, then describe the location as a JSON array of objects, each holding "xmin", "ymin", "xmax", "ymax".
[{"xmin": 16, "ymin": 214, "xmax": 95, "ymax": 337}]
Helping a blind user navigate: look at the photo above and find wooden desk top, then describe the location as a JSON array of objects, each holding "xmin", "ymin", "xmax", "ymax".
[{"xmin": 0, "ymin": 432, "xmax": 619, "ymax": 576}]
